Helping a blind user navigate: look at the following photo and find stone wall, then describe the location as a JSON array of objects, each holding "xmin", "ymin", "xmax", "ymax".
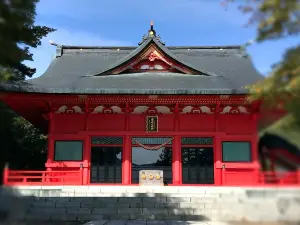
[{"xmin": 0, "ymin": 186, "xmax": 299, "ymax": 223}]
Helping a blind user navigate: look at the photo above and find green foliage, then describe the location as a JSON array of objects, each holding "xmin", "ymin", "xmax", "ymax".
[
  {"xmin": 0, "ymin": 0, "xmax": 54, "ymax": 181},
  {"xmin": 223, "ymin": 0, "xmax": 300, "ymax": 117},
  {"xmin": 0, "ymin": 0, "xmax": 55, "ymax": 80},
  {"xmin": 0, "ymin": 103, "xmax": 47, "ymax": 170}
]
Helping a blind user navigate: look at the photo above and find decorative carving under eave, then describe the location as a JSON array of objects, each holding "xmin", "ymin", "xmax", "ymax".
[
  {"xmin": 55, "ymin": 106, "xmax": 84, "ymax": 114},
  {"xmin": 220, "ymin": 106, "xmax": 249, "ymax": 114},
  {"xmin": 180, "ymin": 105, "xmax": 250, "ymax": 114},
  {"xmin": 132, "ymin": 106, "xmax": 172, "ymax": 114},
  {"xmin": 92, "ymin": 106, "xmax": 124, "ymax": 114},
  {"xmin": 181, "ymin": 106, "xmax": 214, "ymax": 114}
]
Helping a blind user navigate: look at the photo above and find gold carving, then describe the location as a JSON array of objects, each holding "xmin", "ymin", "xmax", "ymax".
[
  {"xmin": 156, "ymin": 175, "xmax": 161, "ymax": 180},
  {"xmin": 149, "ymin": 174, "xmax": 154, "ymax": 180},
  {"xmin": 146, "ymin": 116, "xmax": 158, "ymax": 132}
]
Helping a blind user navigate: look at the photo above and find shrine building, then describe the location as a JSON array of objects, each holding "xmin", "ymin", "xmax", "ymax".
[{"xmin": 1, "ymin": 23, "xmax": 297, "ymax": 186}]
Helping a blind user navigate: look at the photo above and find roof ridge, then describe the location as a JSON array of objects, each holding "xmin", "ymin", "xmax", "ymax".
[{"xmin": 54, "ymin": 45, "xmax": 241, "ymax": 50}]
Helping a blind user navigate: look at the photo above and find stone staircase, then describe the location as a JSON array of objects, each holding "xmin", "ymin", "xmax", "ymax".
[
  {"xmin": 27, "ymin": 195, "xmax": 219, "ymax": 221},
  {"xmin": 1, "ymin": 186, "xmax": 300, "ymax": 223}
]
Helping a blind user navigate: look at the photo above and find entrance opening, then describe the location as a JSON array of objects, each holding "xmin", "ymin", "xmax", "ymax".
[
  {"xmin": 182, "ymin": 147, "xmax": 214, "ymax": 184},
  {"xmin": 90, "ymin": 146, "xmax": 122, "ymax": 183},
  {"xmin": 131, "ymin": 137, "xmax": 173, "ymax": 184}
]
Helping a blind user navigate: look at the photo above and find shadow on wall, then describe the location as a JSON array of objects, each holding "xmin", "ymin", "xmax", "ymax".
[
  {"xmin": 0, "ymin": 186, "xmax": 34, "ymax": 224},
  {"xmin": 1, "ymin": 185, "xmax": 300, "ymax": 224},
  {"xmin": 0, "ymin": 186, "xmax": 211, "ymax": 224}
]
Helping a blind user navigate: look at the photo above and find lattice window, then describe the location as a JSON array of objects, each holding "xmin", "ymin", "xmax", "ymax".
[
  {"xmin": 132, "ymin": 137, "xmax": 173, "ymax": 145},
  {"xmin": 181, "ymin": 137, "xmax": 213, "ymax": 145},
  {"xmin": 91, "ymin": 136, "xmax": 123, "ymax": 145}
]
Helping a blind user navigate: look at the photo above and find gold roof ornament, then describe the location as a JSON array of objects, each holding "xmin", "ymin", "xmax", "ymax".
[
  {"xmin": 139, "ymin": 21, "xmax": 165, "ymax": 45},
  {"xmin": 148, "ymin": 20, "xmax": 156, "ymax": 37}
]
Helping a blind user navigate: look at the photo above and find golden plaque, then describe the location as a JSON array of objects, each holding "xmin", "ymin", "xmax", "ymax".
[{"xmin": 146, "ymin": 116, "xmax": 158, "ymax": 132}]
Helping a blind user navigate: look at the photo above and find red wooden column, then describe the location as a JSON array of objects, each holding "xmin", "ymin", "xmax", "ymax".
[
  {"xmin": 214, "ymin": 103, "xmax": 221, "ymax": 185},
  {"xmin": 172, "ymin": 136, "xmax": 181, "ymax": 185},
  {"xmin": 83, "ymin": 135, "xmax": 90, "ymax": 185},
  {"xmin": 122, "ymin": 135, "xmax": 131, "ymax": 185},
  {"xmin": 122, "ymin": 103, "xmax": 131, "ymax": 185},
  {"xmin": 214, "ymin": 134, "xmax": 222, "ymax": 185},
  {"xmin": 172, "ymin": 103, "xmax": 182, "ymax": 185},
  {"xmin": 46, "ymin": 112, "xmax": 54, "ymax": 171}
]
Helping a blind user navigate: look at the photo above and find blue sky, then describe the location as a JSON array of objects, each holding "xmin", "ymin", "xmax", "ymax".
[{"xmin": 27, "ymin": 0, "xmax": 299, "ymax": 78}]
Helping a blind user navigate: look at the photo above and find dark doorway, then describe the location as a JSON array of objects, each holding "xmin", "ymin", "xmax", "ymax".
[
  {"xmin": 90, "ymin": 146, "xmax": 122, "ymax": 183},
  {"xmin": 182, "ymin": 147, "xmax": 214, "ymax": 184},
  {"xmin": 131, "ymin": 137, "xmax": 173, "ymax": 184},
  {"xmin": 131, "ymin": 146, "xmax": 172, "ymax": 184}
]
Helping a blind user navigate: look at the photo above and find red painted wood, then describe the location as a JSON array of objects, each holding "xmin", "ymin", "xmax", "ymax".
[
  {"xmin": 179, "ymin": 115, "xmax": 215, "ymax": 132},
  {"xmin": 3, "ymin": 92, "xmax": 281, "ymax": 186},
  {"xmin": 88, "ymin": 114, "xmax": 125, "ymax": 131},
  {"xmin": 172, "ymin": 136, "xmax": 181, "ymax": 185},
  {"xmin": 216, "ymin": 134, "xmax": 260, "ymax": 185},
  {"xmin": 271, "ymin": 148, "xmax": 300, "ymax": 164},
  {"xmin": 5, "ymin": 169, "xmax": 83, "ymax": 185},
  {"xmin": 83, "ymin": 136, "xmax": 90, "ymax": 185},
  {"xmin": 122, "ymin": 135, "xmax": 131, "ymax": 185},
  {"xmin": 2, "ymin": 93, "xmax": 250, "ymax": 105},
  {"xmin": 218, "ymin": 115, "xmax": 254, "ymax": 134},
  {"xmin": 53, "ymin": 114, "xmax": 85, "ymax": 133},
  {"xmin": 5, "ymin": 168, "xmax": 300, "ymax": 186}
]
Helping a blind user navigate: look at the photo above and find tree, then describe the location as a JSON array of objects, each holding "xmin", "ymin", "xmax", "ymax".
[
  {"xmin": 0, "ymin": 0, "xmax": 55, "ymax": 81},
  {"xmin": 222, "ymin": 0, "xmax": 300, "ymax": 120},
  {"xmin": 0, "ymin": 0, "xmax": 55, "ymax": 184}
]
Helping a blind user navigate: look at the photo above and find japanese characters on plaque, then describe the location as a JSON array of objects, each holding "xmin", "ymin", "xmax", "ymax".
[{"xmin": 146, "ymin": 116, "xmax": 158, "ymax": 132}]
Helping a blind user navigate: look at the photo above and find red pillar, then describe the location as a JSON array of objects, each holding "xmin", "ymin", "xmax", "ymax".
[
  {"xmin": 46, "ymin": 112, "xmax": 54, "ymax": 171},
  {"xmin": 122, "ymin": 135, "xmax": 131, "ymax": 185},
  {"xmin": 214, "ymin": 104, "xmax": 221, "ymax": 185},
  {"xmin": 83, "ymin": 136, "xmax": 90, "ymax": 185},
  {"xmin": 214, "ymin": 134, "xmax": 222, "ymax": 185},
  {"xmin": 172, "ymin": 103, "xmax": 181, "ymax": 185},
  {"xmin": 172, "ymin": 136, "xmax": 181, "ymax": 185}
]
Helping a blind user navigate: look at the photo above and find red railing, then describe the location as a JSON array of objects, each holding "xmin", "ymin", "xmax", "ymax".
[
  {"xmin": 258, "ymin": 170, "xmax": 300, "ymax": 186},
  {"xmin": 3, "ymin": 167, "xmax": 83, "ymax": 185},
  {"xmin": 2, "ymin": 167, "xmax": 300, "ymax": 186}
]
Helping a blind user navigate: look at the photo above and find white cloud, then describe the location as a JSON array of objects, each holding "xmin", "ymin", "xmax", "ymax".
[{"xmin": 25, "ymin": 28, "xmax": 129, "ymax": 78}]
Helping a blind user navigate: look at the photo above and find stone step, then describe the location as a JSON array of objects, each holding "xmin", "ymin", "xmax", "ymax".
[
  {"xmin": 28, "ymin": 207, "xmax": 219, "ymax": 214},
  {"xmin": 30, "ymin": 202, "xmax": 219, "ymax": 209},
  {"xmin": 32, "ymin": 196, "xmax": 218, "ymax": 204},
  {"xmin": 24, "ymin": 213, "xmax": 212, "ymax": 222}
]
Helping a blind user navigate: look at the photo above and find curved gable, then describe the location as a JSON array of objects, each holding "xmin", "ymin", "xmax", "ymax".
[{"xmin": 88, "ymin": 32, "xmax": 213, "ymax": 76}]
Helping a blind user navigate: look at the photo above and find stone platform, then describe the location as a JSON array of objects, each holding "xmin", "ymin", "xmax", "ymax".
[{"xmin": 0, "ymin": 186, "xmax": 299, "ymax": 223}]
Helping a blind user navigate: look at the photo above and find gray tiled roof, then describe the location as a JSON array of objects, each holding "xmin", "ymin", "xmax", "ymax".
[{"xmin": 0, "ymin": 37, "xmax": 264, "ymax": 94}]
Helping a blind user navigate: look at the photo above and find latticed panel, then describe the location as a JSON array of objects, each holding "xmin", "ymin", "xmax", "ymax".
[
  {"xmin": 132, "ymin": 137, "xmax": 173, "ymax": 145},
  {"xmin": 181, "ymin": 137, "xmax": 213, "ymax": 145},
  {"xmin": 91, "ymin": 136, "xmax": 123, "ymax": 145}
]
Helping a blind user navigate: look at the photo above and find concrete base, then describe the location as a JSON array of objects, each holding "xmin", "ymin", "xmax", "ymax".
[{"xmin": 0, "ymin": 186, "xmax": 299, "ymax": 223}]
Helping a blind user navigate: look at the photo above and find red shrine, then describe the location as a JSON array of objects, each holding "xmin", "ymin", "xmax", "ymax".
[{"xmin": 1, "ymin": 22, "xmax": 299, "ymax": 186}]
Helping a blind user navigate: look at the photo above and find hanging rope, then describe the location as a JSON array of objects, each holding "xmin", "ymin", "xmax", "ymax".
[{"xmin": 132, "ymin": 138, "xmax": 173, "ymax": 151}]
